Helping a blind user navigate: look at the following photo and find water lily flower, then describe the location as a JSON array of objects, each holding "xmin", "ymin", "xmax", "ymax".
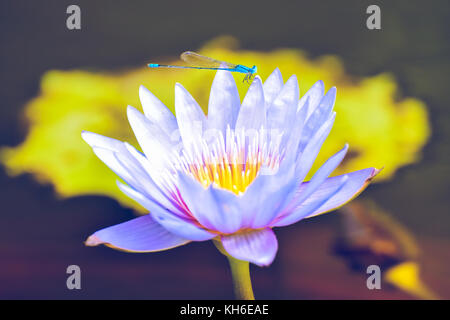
[{"xmin": 82, "ymin": 68, "xmax": 378, "ymax": 298}]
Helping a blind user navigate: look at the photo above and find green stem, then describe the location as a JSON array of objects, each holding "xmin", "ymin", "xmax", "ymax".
[
  {"xmin": 227, "ymin": 255, "xmax": 255, "ymax": 300},
  {"xmin": 214, "ymin": 240, "xmax": 255, "ymax": 300}
]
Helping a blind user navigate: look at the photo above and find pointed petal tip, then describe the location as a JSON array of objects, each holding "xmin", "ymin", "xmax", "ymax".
[
  {"xmin": 138, "ymin": 85, "xmax": 151, "ymax": 98},
  {"xmin": 287, "ymin": 74, "xmax": 298, "ymax": 82},
  {"xmin": 80, "ymin": 130, "xmax": 92, "ymax": 143},
  {"xmin": 328, "ymin": 86, "xmax": 337, "ymax": 95},
  {"xmin": 264, "ymin": 68, "xmax": 283, "ymax": 84},
  {"xmin": 371, "ymin": 166, "xmax": 383, "ymax": 179},
  {"xmin": 279, "ymin": 74, "xmax": 299, "ymax": 94},
  {"xmin": 126, "ymin": 105, "xmax": 143, "ymax": 121},
  {"xmin": 81, "ymin": 131, "xmax": 109, "ymax": 148},
  {"xmin": 247, "ymin": 76, "xmax": 264, "ymax": 92},
  {"xmin": 253, "ymin": 76, "xmax": 264, "ymax": 88},
  {"xmin": 316, "ymin": 79, "xmax": 324, "ymax": 87},
  {"xmin": 363, "ymin": 167, "xmax": 383, "ymax": 182},
  {"xmin": 126, "ymin": 105, "xmax": 136, "ymax": 120},
  {"xmin": 85, "ymin": 234, "xmax": 102, "ymax": 247},
  {"xmin": 174, "ymin": 82, "xmax": 193, "ymax": 100},
  {"xmin": 126, "ymin": 104, "xmax": 137, "ymax": 113},
  {"xmin": 211, "ymin": 69, "xmax": 234, "ymax": 87},
  {"xmin": 91, "ymin": 145, "xmax": 110, "ymax": 159},
  {"xmin": 268, "ymin": 67, "xmax": 282, "ymax": 78}
]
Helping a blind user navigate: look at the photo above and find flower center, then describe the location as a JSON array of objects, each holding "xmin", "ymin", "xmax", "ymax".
[
  {"xmin": 178, "ymin": 128, "xmax": 282, "ymax": 195},
  {"xmin": 189, "ymin": 154, "xmax": 261, "ymax": 194}
]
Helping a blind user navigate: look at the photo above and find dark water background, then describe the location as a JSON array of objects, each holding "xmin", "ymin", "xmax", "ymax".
[{"xmin": 0, "ymin": 0, "xmax": 449, "ymax": 299}]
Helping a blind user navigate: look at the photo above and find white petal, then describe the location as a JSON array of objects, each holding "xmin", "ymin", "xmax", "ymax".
[
  {"xmin": 207, "ymin": 70, "xmax": 240, "ymax": 133},
  {"xmin": 91, "ymin": 146, "xmax": 138, "ymax": 190},
  {"xmin": 127, "ymin": 105, "xmax": 174, "ymax": 168},
  {"xmin": 303, "ymin": 168, "xmax": 379, "ymax": 218},
  {"xmin": 266, "ymin": 75, "xmax": 299, "ymax": 147},
  {"xmin": 298, "ymin": 87, "xmax": 336, "ymax": 152},
  {"xmin": 295, "ymin": 112, "xmax": 336, "ymax": 182},
  {"xmin": 263, "ymin": 68, "xmax": 284, "ymax": 106},
  {"xmin": 81, "ymin": 131, "xmax": 124, "ymax": 152},
  {"xmin": 282, "ymin": 144, "xmax": 348, "ymax": 215},
  {"xmin": 235, "ymin": 77, "xmax": 266, "ymax": 131},
  {"xmin": 139, "ymin": 85, "xmax": 178, "ymax": 136},
  {"xmin": 178, "ymin": 172, "xmax": 244, "ymax": 233},
  {"xmin": 175, "ymin": 83, "xmax": 206, "ymax": 156},
  {"xmin": 298, "ymin": 80, "xmax": 324, "ymax": 117},
  {"xmin": 85, "ymin": 215, "xmax": 190, "ymax": 252},
  {"xmin": 221, "ymin": 228, "xmax": 278, "ymax": 266},
  {"xmin": 272, "ymin": 175, "xmax": 349, "ymax": 227}
]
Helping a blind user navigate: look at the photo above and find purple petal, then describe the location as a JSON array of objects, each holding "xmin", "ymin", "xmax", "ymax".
[
  {"xmin": 267, "ymin": 75, "xmax": 300, "ymax": 151},
  {"xmin": 119, "ymin": 143, "xmax": 184, "ymax": 214},
  {"xmin": 298, "ymin": 86, "xmax": 336, "ymax": 152},
  {"xmin": 175, "ymin": 83, "xmax": 207, "ymax": 155},
  {"xmin": 116, "ymin": 175, "xmax": 214, "ymax": 241},
  {"xmin": 275, "ymin": 144, "xmax": 348, "ymax": 221},
  {"xmin": 177, "ymin": 172, "xmax": 242, "ymax": 233},
  {"xmin": 249, "ymin": 177, "xmax": 298, "ymax": 229},
  {"xmin": 284, "ymin": 97, "xmax": 309, "ymax": 156},
  {"xmin": 267, "ymin": 74, "xmax": 299, "ymax": 132},
  {"xmin": 83, "ymin": 133, "xmax": 151, "ymax": 191},
  {"xmin": 240, "ymin": 154, "xmax": 298, "ymax": 229},
  {"xmin": 127, "ymin": 106, "xmax": 174, "ymax": 167},
  {"xmin": 263, "ymin": 68, "xmax": 284, "ymax": 106},
  {"xmin": 295, "ymin": 112, "xmax": 336, "ymax": 182},
  {"xmin": 85, "ymin": 215, "xmax": 189, "ymax": 252},
  {"xmin": 304, "ymin": 167, "xmax": 380, "ymax": 218},
  {"xmin": 139, "ymin": 85, "xmax": 178, "ymax": 136},
  {"xmin": 272, "ymin": 175, "xmax": 349, "ymax": 227},
  {"xmin": 91, "ymin": 146, "xmax": 139, "ymax": 190},
  {"xmin": 246, "ymin": 166, "xmax": 299, "ymax": 229},
  {"xmin": 207, "ymin": 70, "xmax": 240, "ymax": 132},
  {"xmin": 82, "ymin": 131, "xmax": 125, "ymax": 152},
  {"xmin": 82, "ymin": 131, "xmax": 177, "ymax": 212},
  {"xmin": 117, "ymin": 181, "xmax": 188, "ymax": 220},
  {"xmin": 298, "ymin": 80, "xmax": 324, "ymax": 116},
  {"xmin": 221, "ymin": 228, "xmax": 278, "ymax": 267},
  {"xmin": 235, "ymin": 77, "xmax": 266, "ymax": 131},
  {"xmin": 142, "ymin": 192, "xmax": 216, "ymax": 241},
  {"xmin": 288, "ymin": 144, "xmax": 349, "ymax": 211}
]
